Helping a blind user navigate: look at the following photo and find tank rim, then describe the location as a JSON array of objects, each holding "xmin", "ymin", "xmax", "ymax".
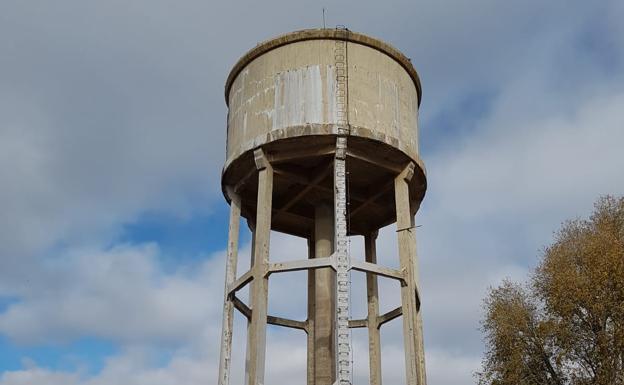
[{"xmin": 224, "ymin": 28, "xmax": 422, "ymax": 107}]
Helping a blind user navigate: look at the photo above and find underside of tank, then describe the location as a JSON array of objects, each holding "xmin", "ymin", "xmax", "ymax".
[{"xmin": 221, "ymin": 132, "xmax": 427, "ymax": 238}]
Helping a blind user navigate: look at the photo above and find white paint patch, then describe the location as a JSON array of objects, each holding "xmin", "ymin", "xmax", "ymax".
[
  {"xmin": 393, "ymin": 82, "xmax": 401, "ymax": 140},
  {"xmin": 412, "ymin": 100, "xmax": 419, "ymax": 151},
  {"xmin": 376, "ymin": 73, "xmax": 383, "ymax": 129},
  {"xmin": 273, "ymin": 65, "xmax": 323, "ymax": 130},
  {"xmin": 242, "ymin": 111, "xmax": 247, "ymax": 139},
  {"xmin": 326, "ymin": 65, "xmax": 338, "ymax": 124}
]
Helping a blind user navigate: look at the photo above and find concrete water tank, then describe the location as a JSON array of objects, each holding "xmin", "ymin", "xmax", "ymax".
[
  {"xmin": 222, "ymin": 28, "xmax": 426, "ymax": 236},
  {"xmin": 218, "ymin": 28, "xmax": 428, "ymax": 385}
]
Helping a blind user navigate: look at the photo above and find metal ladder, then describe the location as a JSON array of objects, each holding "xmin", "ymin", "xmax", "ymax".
[
  {"xmin": 334, "ymin": 26, "xmax": 349, "ymax": 136},
  {"xmin": 333, "ymin": 25, "xmax": 351, "ymax": 385}
]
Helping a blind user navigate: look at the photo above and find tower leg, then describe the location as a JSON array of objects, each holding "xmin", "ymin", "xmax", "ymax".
[
  {"xmin": 307, "ymin": 236, "xmax": 316, "ymax": 385},
  {"xmin": 244, "ymin": 226, "xmax": 256, "ymax": 381},
  {"xmin": 394, "ymin": 163, "xmax": 426, "ymax": 385},
  {"xmin": 313, "ymin": 203, "xmax": 336, "ymax": 385},
  {"xmin": 218, "ymin": 189, "xmax": 241, "ymax": 385},
  {"xmin": 365, "ymin": 231, "xmax": 382, "ymax": 385},
  {"xmin": 245, "ymin": 149, "xmax": 273, "ymax": 385}
]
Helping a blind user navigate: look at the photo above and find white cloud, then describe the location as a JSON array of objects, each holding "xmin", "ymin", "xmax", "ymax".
[
  {"xmin": 0, "ymin": 367, "xmax": 79, "ymax": 385},
  {"xmin": 0, "ymin": 244, "xmax": 226, "ymax": 345}
]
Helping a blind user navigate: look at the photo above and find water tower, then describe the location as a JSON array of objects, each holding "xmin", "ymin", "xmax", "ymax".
[{"xmin": 217, "ymin": 28, "xmax": 427, "ymax": 385}]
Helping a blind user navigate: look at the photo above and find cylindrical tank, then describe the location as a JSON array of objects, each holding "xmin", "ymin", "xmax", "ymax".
[{"xmin": 222, "ymin": 29, "xmax": 426, "ymax": 237}]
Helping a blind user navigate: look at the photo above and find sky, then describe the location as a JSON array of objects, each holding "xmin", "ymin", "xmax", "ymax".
[{"xmin": 0, "ymin": 0, "xmax": 623, "ymax": 384}]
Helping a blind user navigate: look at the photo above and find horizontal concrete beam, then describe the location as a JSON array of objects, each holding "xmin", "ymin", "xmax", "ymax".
[
  {"xmin": 268, "ymin": 256, "xmax": 336, "ymax": 274},
  {"xmin": 378, "ymin": 306, "xmax": 403, "ymax": 328},
  {"xmin": 266, "ymin": 144, "xmax": 335, "ymax": 164},
  {"xmin": 348, "ymin": 319, "xmax": 368, "ymax": 329},
  {"xmin": 347, "ymin": 147, "xmax": 405, "ymax": 174},
  {"xmin": 233, "ymin": 295, "xmax": 309, "ymax": 332},
  {"xmin": 232, "ymin": 295, "xmax": 251, "ymax": 320},
  {"xmin": 268, "ymin": 315, "xmax": 308, "ymax": 332},
  {"xmin": 350, "ymin": 260, "xmax": 406, "ymax": 285},
  {"xmin": 228, "ymin": 269, "xmax": 254, "ymax": 295}
]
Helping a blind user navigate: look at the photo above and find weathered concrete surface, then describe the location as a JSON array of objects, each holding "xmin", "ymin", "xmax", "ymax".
[
  {"xmin": 217, "ymin": 190, "xmax": 241, "ymax": 385},
  {"xmin": 224, "ymin": 29, "xmax": 421, "ymax": 173},
  {"xmin": 313, "ymin": 203, "xmax": 335, "ymax": 385},
  {"xmin": 395, "ymin": 163, "xmax": 427, "ymax": 385},
  {"xmin": 365, "ymin": 232, "xmax": 382, "ymax": 385},
  {"xmin": 244, "ymin": 149, "xmax": 273, "ymax": 385},
  {"xmin": 220, "ymin": 28, "xmax": 428, "ymax": 385},
  {"xmin": 221, "ymin": 29, "xmax": 427, "ymax": 239}
]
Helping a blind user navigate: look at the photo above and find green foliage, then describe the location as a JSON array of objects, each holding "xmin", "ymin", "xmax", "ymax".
[{"xmin": 477, "ymin": 196, "xmax": 624, "ymax": 385}]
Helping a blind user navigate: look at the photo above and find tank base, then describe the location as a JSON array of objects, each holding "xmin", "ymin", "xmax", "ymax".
[{"xmin": 222, "ymin": 133, "xmax": 426, "ymax": 238}]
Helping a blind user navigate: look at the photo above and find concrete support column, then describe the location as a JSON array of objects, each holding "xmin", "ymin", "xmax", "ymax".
[
  {"xmin": 314, "ymin": 203, "xmax": 336, "ymax": 385},
  {"xmin": 244, "ymin": 225, "xmax": 256, "ymax": 380},
  {"xmin": 245, "ymin": 149, "xmax": 273, "ymax": 385},
  {"xmin": 307, "ymin": 236, "xmax": 316, "ymax": 385},
  {"xmin": 394, "ymin": 163, "xmax": 426, "ymax": 385},
  {"xmin": 365, "ymin": 231, "xmax": 382, "ymax": 385},
  {"xmin": 218, "ymin": 188, "xmax": 241, "ymax": 385}
]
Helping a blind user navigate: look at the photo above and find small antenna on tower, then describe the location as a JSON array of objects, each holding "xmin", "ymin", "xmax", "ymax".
[{"xmin": 322, "ymin": 7, "xmax": 326, "ymax": 29}]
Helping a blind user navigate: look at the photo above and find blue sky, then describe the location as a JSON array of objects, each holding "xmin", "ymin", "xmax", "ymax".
[{"xmin": 0, "ymin": 0, "xmax": 623, "ymax": 384}]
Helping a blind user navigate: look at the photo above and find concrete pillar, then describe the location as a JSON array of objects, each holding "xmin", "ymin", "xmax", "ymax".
[
  {"xmin": 314, "ymin": 203, "xmax": 336, "ymax": 385},
  {"xmin": 307, "ymin": 236, "xmax": 316, "ymax": 385},
  {"xmin": 218, "ymin": 189, "xmax": 241, "ymax": 385},
  {"xmin": 244, "ymin": 226, "xmax": 256, "ymax": 381},
  {"xmin": 245, "ymin": 149, "xmax": 273, "ymax": 385},
  {"xmin": 365, "ymin": 231, "xmax": 382, "ymax": 385},
  {"xmin": 394, "ymin": 163, "xmax": 426, "ymax": 385}
]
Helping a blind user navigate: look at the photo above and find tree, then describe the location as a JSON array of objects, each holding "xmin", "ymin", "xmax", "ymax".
[{"xmin": 477, "ymin": 196, "xmax": 624, "ymax": 385}]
